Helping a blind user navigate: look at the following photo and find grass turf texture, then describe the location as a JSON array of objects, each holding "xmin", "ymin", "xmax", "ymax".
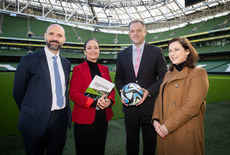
[
  {"xmin": 0, "ymin": 73, "xmax": 229, "ymax": 137},
  {"xmin": 0, "ymin": 100, "xmax": 229, "ymax": 154}
]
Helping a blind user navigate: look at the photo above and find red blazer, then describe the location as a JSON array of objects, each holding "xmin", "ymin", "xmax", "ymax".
[{"xmin": 69, "ymin": 61, "xmax": 115, "ymax": 124}]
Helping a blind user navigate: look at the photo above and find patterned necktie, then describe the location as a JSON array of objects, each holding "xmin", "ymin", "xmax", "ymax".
[
  {"xmin": 52, "ymin": 55, "xmax": 63, "ymax": 108},
  {"xmin": 135, "ymin": 48, "xmax": 141, "ymax": 77}
]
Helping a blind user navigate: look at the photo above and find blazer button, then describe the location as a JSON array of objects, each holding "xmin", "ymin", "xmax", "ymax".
[
  {"xmin": 172, "ymin": 102, "xmax": 176, "ymax": 106},
  {"xmin": 175, "ymin": 84, "xmax": 179, "ymax": 88},
  {"xmin": 136, "ymin": 80, "xmax": 138, "ymax": 83}
]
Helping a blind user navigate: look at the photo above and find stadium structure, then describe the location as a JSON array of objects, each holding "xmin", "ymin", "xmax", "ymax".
[{"xmin": 0, "ymin": 0, "xmax": 230, "ymax": 73}]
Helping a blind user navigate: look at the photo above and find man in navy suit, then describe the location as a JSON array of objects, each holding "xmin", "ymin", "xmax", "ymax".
[
  {"xmin": 13, "ymin": 24, "xmax": 71, "ymax": 155},
  {"xmin": 115, "ymin": 20, "xmax": 167, "ymax": 155}
]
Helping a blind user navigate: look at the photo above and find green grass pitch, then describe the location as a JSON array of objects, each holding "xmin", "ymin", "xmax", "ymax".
[{"xmin": 0, "ymin": 72, "xmax": 229, "ymax": 136}]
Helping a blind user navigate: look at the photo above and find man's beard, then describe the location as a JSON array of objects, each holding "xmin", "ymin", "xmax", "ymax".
[{"xmin": 46, "ymin": 40, "xmax": 62, "ymax": 51}]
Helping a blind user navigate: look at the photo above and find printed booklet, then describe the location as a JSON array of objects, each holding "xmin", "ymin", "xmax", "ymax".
[{"xmin": 84, "ymin": 75, "xmax": 115, "ymax": 100}]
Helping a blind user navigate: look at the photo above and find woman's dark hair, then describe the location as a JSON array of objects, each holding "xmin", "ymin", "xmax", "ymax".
[
  {"xmin": 83, "ymin": 38, "xmax": 100, "ymax": 50},
  {"xmin": 168, "ymin": 37, "xmax": 199, "ymax": 71}
]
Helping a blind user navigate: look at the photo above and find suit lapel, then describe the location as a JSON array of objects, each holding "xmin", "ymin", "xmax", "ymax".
[
  {"xmin": 127, "ymin": 46, "xmax": 136, "ymax": 76},
  {"xmin": 137, "ymin": 43, "xmax": 149, "ymax": 77},
  {"xmin": 60, "ymin": 55, "xmax": 69, "ymax": 85},
  {"xmin": 38, "ymin": 50, "xmax": 51, "ymax": 89},
  {"xmin": 98, "ymin": 64, "xmax": 105, "ymax": 78}
]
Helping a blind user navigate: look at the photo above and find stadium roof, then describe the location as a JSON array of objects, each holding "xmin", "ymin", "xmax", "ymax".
[{"xmin": 0, "ymin": 0, "xmax": 230, "ymax": 33}]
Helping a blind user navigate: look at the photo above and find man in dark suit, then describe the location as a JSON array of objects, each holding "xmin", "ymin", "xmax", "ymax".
[
  {"xmin": 13, "ymin": 24, "xmax": 71, "ymax": 155},
  {"xmin": 115, "ymin": 20, "xmax": 167, "ymax": 155}
]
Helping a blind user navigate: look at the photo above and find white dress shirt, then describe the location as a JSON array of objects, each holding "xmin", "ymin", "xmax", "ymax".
[
  {"xmin": 45, "ymin": 46, "xmax": 66, "ymax": 111},
  {"xmin": 132, "ymin": 41, "xmax": 145, "ymax": 70}
]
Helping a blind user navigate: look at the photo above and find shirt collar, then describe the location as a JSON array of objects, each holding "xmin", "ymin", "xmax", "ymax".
[
  {"xmin": 132, "ymin": 41, "xmax": 145, "ymax": 52},
  {"xmin": 45, "ymin": 46, "xmax": 60, "ymax": 59}
]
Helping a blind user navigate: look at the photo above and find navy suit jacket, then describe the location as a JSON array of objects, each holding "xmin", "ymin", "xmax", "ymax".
[
  {"xmin": 115, "ymin": 43, "xmax": 167, "ymax": 115},
  {"xmin": 13, "ymin": 49, "xmax": 71, "ymax": 137}
]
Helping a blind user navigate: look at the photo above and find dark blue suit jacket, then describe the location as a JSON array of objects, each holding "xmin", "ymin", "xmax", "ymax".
[
  {"xmin": 13, "ymin": 49, "xmax": 71, "ymax": 137},
  {"xmin": 115, "ymin": 43, "xmax": 167, "ymax": 115}
]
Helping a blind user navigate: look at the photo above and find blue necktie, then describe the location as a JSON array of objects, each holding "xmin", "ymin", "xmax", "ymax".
[{"xmin": 53, "ymin": 55, "xmax": 63, "ymax": 108}]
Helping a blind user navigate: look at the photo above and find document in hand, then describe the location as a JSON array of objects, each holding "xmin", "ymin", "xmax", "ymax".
[{"xmin": 84, "ymin": 75, "xmax": 115, "ymax": 100}]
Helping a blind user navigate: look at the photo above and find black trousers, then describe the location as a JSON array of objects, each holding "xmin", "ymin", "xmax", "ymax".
[
  {"xmin": 74, "ymin": 111, "xmax": 108, "ymax": 155},
  {"xmin": 22, "ymin": 108, "xmax": 68, "ymax": 155},
  {"xmin": 124, "ymin": 110, "xmax": 156, "ymax": 155}
]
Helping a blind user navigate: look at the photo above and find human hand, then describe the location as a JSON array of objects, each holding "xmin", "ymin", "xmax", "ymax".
[
  {"xmin": 136, "ymin": 88, "xmax": 149, "ymax": 106},
  {"xmin": 120, "ymin": 89, "xmax": 128, "ymax": 106},
  {"xmin": 161, "ymin": 124, "xmax": 169, "ymax": 137},
  {"xmin": 104, "ymin": 97, "xmax": 112, "ymax": 107},
  {"xmin": 153, "ymin": 120, "xmax": 166, "ymax": 139},
  {"xmin": 97, "ymin": 95, "xmax": 110, "ymax": 110}
]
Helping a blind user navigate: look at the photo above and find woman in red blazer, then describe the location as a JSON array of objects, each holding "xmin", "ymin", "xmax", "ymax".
[{"xmin": 69, "ymin": 39, "xmax": 115, "ymax": 155}]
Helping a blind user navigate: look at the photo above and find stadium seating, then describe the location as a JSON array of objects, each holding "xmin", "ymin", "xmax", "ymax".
[
  {"xmin": 195, "ymin": 45, "xmax": 222, "ymax": 54},
  {"xmin": 0, "ymin": 13, "xmax": 230, "ymax": 74},
  {"xmin": 117, "ymin": 33, "xmax": 131, "ymax": 44},
  {"xmin": 30, "ymin": 18, "xmax": 50, "ymax": 39},
  {"xmin": 73, "ymin": 27, "xmax": 93, "ymax": 43},
  {"xmin": 146, "ymin": 32, "xmax": 161, "ymax": 42},
  {"xmin": 99, "ymin": 53, "xmax": 117, "ymax": 59},
  {"xmin": 147, "ymin": 14, "xmax": 230, "ymax": 42},
  {"xmin": 196, "ymin": 60, "xmax": 230, "ymax": 72},
  {"xmin": 214, "ymin": 43, "xmax": 230, "ymax": 53},
  {"xmin": 60, "ymin": 51, "xmax": 85, "ymax": 58},
  {"xmin": 0, "ymin": 49, "xmax": 29, "ymax": 56},
  {"xmin": 1, "ymin": 15, "xmax": 28, "ymax": 38},
  {"xmin": 1, "ymin": 13, "xmax": 230, "ymax": 45},
  {"xmin": 93, "ymin": 31, "xmax": 117, "ymax": 44}
]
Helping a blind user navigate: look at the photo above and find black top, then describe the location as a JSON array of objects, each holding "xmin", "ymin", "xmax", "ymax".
[
  {"xmin": 86, "ymin": 60, "xmax": 106, "ymax": 118},
  {"xmin": 87, "ymin": 59, "xmax": 101, "ymax": 79},
  {"xmin": 175, "ymin": 61, "xmax": 186, "ymax": 72}
]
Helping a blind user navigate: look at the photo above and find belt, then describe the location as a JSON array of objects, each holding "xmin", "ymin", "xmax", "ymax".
[{"xmin": 51, "ymin": 107, "xmax": 66, "ymax": 115}]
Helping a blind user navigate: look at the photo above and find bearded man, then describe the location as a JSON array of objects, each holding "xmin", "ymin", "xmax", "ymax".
[{"xmin": 13, "ymin": 24, "xmax": 71, "ymax": 155}]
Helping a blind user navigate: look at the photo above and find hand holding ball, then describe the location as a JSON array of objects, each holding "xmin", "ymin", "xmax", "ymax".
[{"xmin": 121, "ymin": 83, "xmax": 143, "ymax": 106}]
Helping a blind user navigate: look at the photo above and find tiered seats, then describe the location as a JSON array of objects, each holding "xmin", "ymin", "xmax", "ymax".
[
  {"xmin": 161, "ymin": 43, "xmax": 230, "ymax": 56},
  {"xmin": 147, "ymin": 14, "xmax": 230, "ymax": 42},
  {"xmin": 73, "ymin": 27, "xmax": 93, "ymax": 43},
  {"xmin": 117, "ymin": 34, "xmax": 131, "ymax": 44},
  {"xmin": 196, "ymin": 60, "xmax": 230, "ymax": 72},
  {"xmin": 214, "ymin": 43, "xmax": 230, "ymax": 53},
  {"xmin": 195, "ymin": 14, "xmax": 230, "ymax": 33},
  {"xmin": 60, "ymin": 51, "xmax": 84, "ymax": 58},
  {"xmin": 162, "ymin": 49, "xmax": 168, "ymax": 56},
  {"xmin": 61, "ymin": 25, "xmax": 79, "ymax": 42},
  {"xmin": 207, "ymin": 62, "xmax": 230, "ymax": 72},
  {"xmin": 155, "ymin": 29, "xmax": 175, "ymax": 41},
  {"xmin": 93, "ymin": 31, "xmax": 116, "ymax": 44},
  {"xmin": 99, "ymin": 53, "xmax": 117, "ymax": 59},
  {"xmin": 0, "ymin": 49, "xmax": 85, "ymax": 59},
  {"xmin": 30, "ymin": 18, "xmax": 51, "ymax": 39},
  {"xmin": 0, "ymin": 13, "xmax": 230, "ymax": 58},
  {"xmin": 176, "ymin": 22, "xmax": 200, "ymax": 36},
  {"xmin": 1, "ymin": 15, "xmax": 28, "ymax": 38},
  {"xmin": 0, "ymin": 49, "xmax": 29, "ymax": 56},
  {"xmin": 195, "ymin": 45, "xmax": 222, "ymax": 54},
  {"xmin": 1, "ymin": 13, "xmax": 230, "ymax": 44},
  {"xmin": 146, "ymin": 32, "xmax": 161, "ymax": 42}
]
